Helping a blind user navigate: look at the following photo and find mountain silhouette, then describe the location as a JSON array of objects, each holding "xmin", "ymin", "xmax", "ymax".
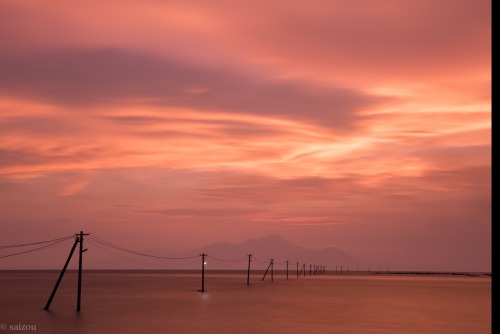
[{"xmin": 195, "ymin": 233, "xmax": 364, "ymax": 270}]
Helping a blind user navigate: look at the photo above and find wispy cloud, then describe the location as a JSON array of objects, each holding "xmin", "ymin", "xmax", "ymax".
[{"xmin": 0, "ymin": 0, "xmax": 490, "ymax": 271}]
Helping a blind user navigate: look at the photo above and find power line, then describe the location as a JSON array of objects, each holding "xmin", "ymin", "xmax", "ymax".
[
  {"xmin": 87, "ymin": 235, "xmax": 199, "ymax": 260},
  {"xmin": 204, "ymin": 258, "xmax": 243, "ymax": 267},
  {"xmin": 0, "ymin": 235, "xmax": 75, "ymax": 249},
  {"xmin": 1, "ymin": 233, "xmax": 310, "ymax": 272},
  {"xmin": 0, "ymin": 237, "xmax": 74, "ymax": 259},
  {"xmin": 86, "ymin": 240, "xmax": 161, "ymax": 266},
  {"xmin": 252, "ymin": 257, "xmax": 271, "ymax": 264},
  {"xmin": 207, "ymin": 255, "xmax": 247, "ymax": 263}
]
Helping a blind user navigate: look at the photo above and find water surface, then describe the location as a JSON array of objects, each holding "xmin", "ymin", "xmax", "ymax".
[{"xmin": 0, "ymin": 271, "xmax": 491, "ymax": 334}]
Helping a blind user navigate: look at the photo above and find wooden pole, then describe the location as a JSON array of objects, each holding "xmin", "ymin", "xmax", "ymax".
[
  {"xmin": 44, "ymin": 236, "xmax": 79, "ymax": 311},
  {"xmin": 200, "ymin": 253, "xmax": 206, "ymax": 292},
  {"xmin": 77, "ymin": 231, "xmax": 86, "ymax": 312},
  {"xmin": 247, "ymin": 254, "xmax": 252, "ymax": 286},
  {"xmin": 262, "ymin": 259, "xmax": 273, "ymax": 281},
  {"xmin": 271, "ymin": 259, "xmax": 274, "ymax": 282}
]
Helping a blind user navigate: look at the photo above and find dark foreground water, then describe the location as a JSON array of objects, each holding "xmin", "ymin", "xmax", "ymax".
[{"xmin": 0, "ymin": 271, "xmax": 491, "ymax": 334}]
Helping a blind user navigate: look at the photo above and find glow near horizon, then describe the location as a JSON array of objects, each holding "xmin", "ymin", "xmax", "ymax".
[{"xmin": 0, "ymin": 0, "xmax": 491, "ymax": 271}]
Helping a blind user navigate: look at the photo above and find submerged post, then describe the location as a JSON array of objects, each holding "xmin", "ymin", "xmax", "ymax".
[
  {"xmin": 296, "ymin": 262, "xmax": 299, "ymax": 278},
  {"xmin": 200, "ymin": 253, "xmax": 207, "ymax": 292},
  {"xmin": 77, "ymin": 231, "xmax": 88, "ymax": 312},
  {"xmin": 44, "ymin": 236, "xmax": 79, "ymax": 311},
  {"xmin": 247, "ymin": 254, "xmax": 252, "ymax": 286},
  {"xmin": 271, "ymin": 259, "xmax": 274, "ymax": 282},
  {"xmin": 262, "ymin": 259, "xmax": 273, "ymax": 282},
  {"xmin": 286, "ymin": 260, "xmax": 289, "ymax": 280}
]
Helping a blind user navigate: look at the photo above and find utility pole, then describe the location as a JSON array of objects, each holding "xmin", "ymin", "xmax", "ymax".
[
  {"xmin": 77, "ymin": 231, "xmax": 88, "ymax": 312},
  {"xmin": 247, "ymin": 254, "xmax": 252, "ymax": 286},
  {"xmin": 286, "ymin": 260, "xmax": 289, "ymax": 280},
  {"xmin": 200, "ymin": 253, "xmax": 207, "ymax": 292},
  {"xmin": 262, "ymin": 259, "xmax": 274, "ymax": 282},
  {"xmin": 44, "ymin": 236, "xmax": 79, "ymax": 311},
  {"xmin": 45, "ymin": 231, "xmax": 89, "ymax": 312}
]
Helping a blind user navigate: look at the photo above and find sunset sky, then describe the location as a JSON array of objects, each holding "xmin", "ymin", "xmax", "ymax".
[{"xmin": 0, "ymin": 0, "xmax": 491, "ymax": 271}]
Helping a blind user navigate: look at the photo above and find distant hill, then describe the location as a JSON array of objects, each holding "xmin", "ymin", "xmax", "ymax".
[
  {"xmin": 194, "ymin": 233, "xmax": 367, "ymax": 271},
  {"xmin": 84, "ymin": 233, "xmax": 384, "ymax": 271}
]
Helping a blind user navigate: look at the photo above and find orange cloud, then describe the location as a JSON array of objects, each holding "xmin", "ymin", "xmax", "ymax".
[{"xmin": 0, "ymin": 0, "xmax": 490, "ymax": 271}]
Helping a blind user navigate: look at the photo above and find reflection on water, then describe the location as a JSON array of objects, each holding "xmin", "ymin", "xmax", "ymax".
[{"xmin": 0, "ymin": 271, "xmax": 491, "ymax": 334}]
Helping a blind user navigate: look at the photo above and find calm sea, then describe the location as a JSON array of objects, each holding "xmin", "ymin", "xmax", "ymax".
[{"xmin": 0, "ymin": 271, "xmax": 491, "ymax": 334}]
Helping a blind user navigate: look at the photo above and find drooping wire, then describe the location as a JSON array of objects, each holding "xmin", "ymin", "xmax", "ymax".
[
  {"xmin": 207, "ymin": 255, "xmax": 247, "ymax": 263},
  {"xmin": 205, "ymin": 257, "xmax": 246, "ymax": 267},
  {"xmin": 0, "ymin": 235, "xmax": 75, "ymax": 249},
  {"xmin": 0, "ymin": 234, "xmax": 303, "ymax": 269},
  {"xmin": 0, "ymin": 237, "xmax": 74, "ymax": 259},
  {"xmin": 171, "ymin": 256, "xmax": 204, "ymax": 269},
  {"xmin": 87, "ymin": 239, "xmax": 170, "ymax": 267},
  {"xmin": 87, "ymin": 235, "xmax": 199, "ymax": 260},
  {"xmin": 87, "ymin": 239, "xmax": 203, "ymax": 269},
  {"xmin": 252, "ymin": 257, "xmax": 271, "ymax": 264}
]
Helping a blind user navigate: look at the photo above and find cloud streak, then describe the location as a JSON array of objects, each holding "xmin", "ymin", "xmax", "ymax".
[
  {"xmin": 0, "ymin": 0, "xmax": 491, "ymax": 271},
  {"xmin": 0, "ymin": 48, "xmax": 380, "ymax": 129}
]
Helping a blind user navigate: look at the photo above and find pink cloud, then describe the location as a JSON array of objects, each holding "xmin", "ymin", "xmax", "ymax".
[{"xmin": 0, "ymin": 0, "xmax": 490, "ymax": 271}]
